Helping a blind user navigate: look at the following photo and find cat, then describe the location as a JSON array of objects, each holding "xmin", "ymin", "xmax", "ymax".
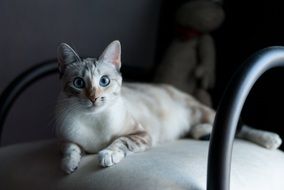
[{"xmin": 55, "ymin": 41, "xmax": 282, "ymax": 174}]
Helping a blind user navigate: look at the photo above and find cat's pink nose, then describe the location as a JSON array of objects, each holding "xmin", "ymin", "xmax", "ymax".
[{"xmin": 89, "ymin": 96, "xmax": 98, "ymax": 103}]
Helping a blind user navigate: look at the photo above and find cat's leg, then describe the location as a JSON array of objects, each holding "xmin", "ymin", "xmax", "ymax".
[
  {"xmin": 190, "ymin": 123, "xmax": 212, "ymax": 139},
  {"xmin": 237, "ymin": 125, "xmax": 282, "ymax": 149},
  {"xmin": 98, "ymin": 127, "xmax": 152, "ymax": 167},
  {"xmin": 60, "ymin": 142, "xmax": 84, "ymax": 174},
  {"xmin": 188, "ymin": 104, "xmax": 215, "ymax": 140}
]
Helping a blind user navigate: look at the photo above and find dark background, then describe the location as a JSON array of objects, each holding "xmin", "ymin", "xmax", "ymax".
[
  {"xmin": 1, "ymin": 0, "xmax": 284, "ymax": 149},
  {"xmin": 156, "ymin": 0, "xmax": 284, "ymax": 150},
  {"xmin": 215, "ymin": 0, "xmax": 284, "ymax": 150}
]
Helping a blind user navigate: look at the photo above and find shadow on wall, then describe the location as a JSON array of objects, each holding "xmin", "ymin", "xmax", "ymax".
[{"xmin": 0, "ymin": 0, "xmax": 162, "ymax": 145}]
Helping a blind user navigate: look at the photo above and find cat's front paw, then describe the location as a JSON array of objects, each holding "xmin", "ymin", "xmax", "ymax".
[
  {"xmin": 61, "ymin": 155, "xmax": 81, "ymax": 174},
  {"xmin": 98, "ymin": 149, "xmax": 125, "ymax": 167},
  {"xmin": 260, "ymin": 133, "xmax": 282, "ymax": 150}
]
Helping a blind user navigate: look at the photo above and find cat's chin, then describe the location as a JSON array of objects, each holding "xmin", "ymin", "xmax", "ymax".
[{"xmin": 85, "ymin": 104, "xmax": 106, "ymax": 114}]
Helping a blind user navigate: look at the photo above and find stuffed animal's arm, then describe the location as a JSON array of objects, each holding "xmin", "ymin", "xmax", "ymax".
[{"xmin": 196, "ymin": 35, "xmax": 216, "ymax": 89}]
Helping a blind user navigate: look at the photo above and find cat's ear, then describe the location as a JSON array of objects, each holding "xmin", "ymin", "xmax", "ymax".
[
  {"xmin": 57, "ymin": 43, "xmax": 81, "ymax": 75},
  {"xmin": 99, "ymin": 40, "xmax": 121, "ymax": 70}
]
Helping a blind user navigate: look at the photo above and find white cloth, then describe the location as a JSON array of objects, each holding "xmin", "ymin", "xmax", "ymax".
[{"xmin": 0, "ymin": 139, "xmax": 284, "ymax": 190}]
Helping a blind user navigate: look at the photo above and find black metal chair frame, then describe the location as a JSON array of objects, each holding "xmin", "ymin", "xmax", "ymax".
[{"xmin": 1, "ymin": 47, "xmax": 284, "ymax": 190}]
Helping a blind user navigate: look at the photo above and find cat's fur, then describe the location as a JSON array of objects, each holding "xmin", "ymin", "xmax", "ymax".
[{"xmin": 55, "ymin": 41, "xmax": 282, "ymax": 174}]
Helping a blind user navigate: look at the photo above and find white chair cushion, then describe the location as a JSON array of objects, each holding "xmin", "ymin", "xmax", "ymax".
[{"xmin": 0, "ymin": 139, "xmax": 284, "ymax": 190}]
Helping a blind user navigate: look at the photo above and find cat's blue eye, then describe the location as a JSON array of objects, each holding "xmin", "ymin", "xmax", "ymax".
[
  {"xmin": 73, "ymin": 77, "xmax": 85, "ymax": 89},
  {"xmin": 99, "ymin": 75, "xmax": 110, "ymax": 87}
]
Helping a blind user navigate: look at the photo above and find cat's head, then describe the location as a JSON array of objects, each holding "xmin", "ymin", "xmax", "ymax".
[{"xmin": 57, "ymin": 41, "xmax": 122, "ymax": 113}]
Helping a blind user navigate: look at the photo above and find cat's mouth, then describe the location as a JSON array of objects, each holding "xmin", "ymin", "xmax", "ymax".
[
  {"xmin": 79, "ymin": 96, "xmax": 107, "ymax": 112},
  {"xmin": 89, "ymin": 102, "xmax": 100, "ymax": 108},
  {"xmin": 87, "ymin": 100, "xmax": 104, "ymax": 110}
]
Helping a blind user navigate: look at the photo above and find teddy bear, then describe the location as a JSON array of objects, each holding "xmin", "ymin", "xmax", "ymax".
[{"xmin": 154, "ymin": 0, "xmax": 225, "ymax": 107}]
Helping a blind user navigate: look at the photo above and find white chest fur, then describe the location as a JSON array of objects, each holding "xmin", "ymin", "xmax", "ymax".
[{"xmin": 57, "ymin": 101, "xmax": 126, "ymax": 153}]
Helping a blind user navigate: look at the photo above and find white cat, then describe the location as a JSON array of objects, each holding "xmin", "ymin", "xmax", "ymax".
[{"xmin": 55, "ymin": 41, "xmax": 282, "ymax": 174}]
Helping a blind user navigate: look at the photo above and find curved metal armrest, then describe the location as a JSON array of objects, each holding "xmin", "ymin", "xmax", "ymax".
[
  {"xmin": 0, "ymin": 59, "xmax": 58, "ymax": 141},
  {"xmin": 207, "ymin": 47, "xmax": 284, "ymax": 190}
]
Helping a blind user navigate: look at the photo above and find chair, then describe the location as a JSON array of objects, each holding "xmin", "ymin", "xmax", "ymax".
[{"xmin": 1, "ymin": 47, "xmax": 284, "ymax": 190}]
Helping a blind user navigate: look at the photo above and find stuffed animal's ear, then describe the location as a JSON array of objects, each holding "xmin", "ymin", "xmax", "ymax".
[
  {"xmin": 99, "ymin": 41, "xmax": 121, "ymax": 70},
  {"xmin": 57, "ymin": 43, "xmax": 81, "ymax": 75}
]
